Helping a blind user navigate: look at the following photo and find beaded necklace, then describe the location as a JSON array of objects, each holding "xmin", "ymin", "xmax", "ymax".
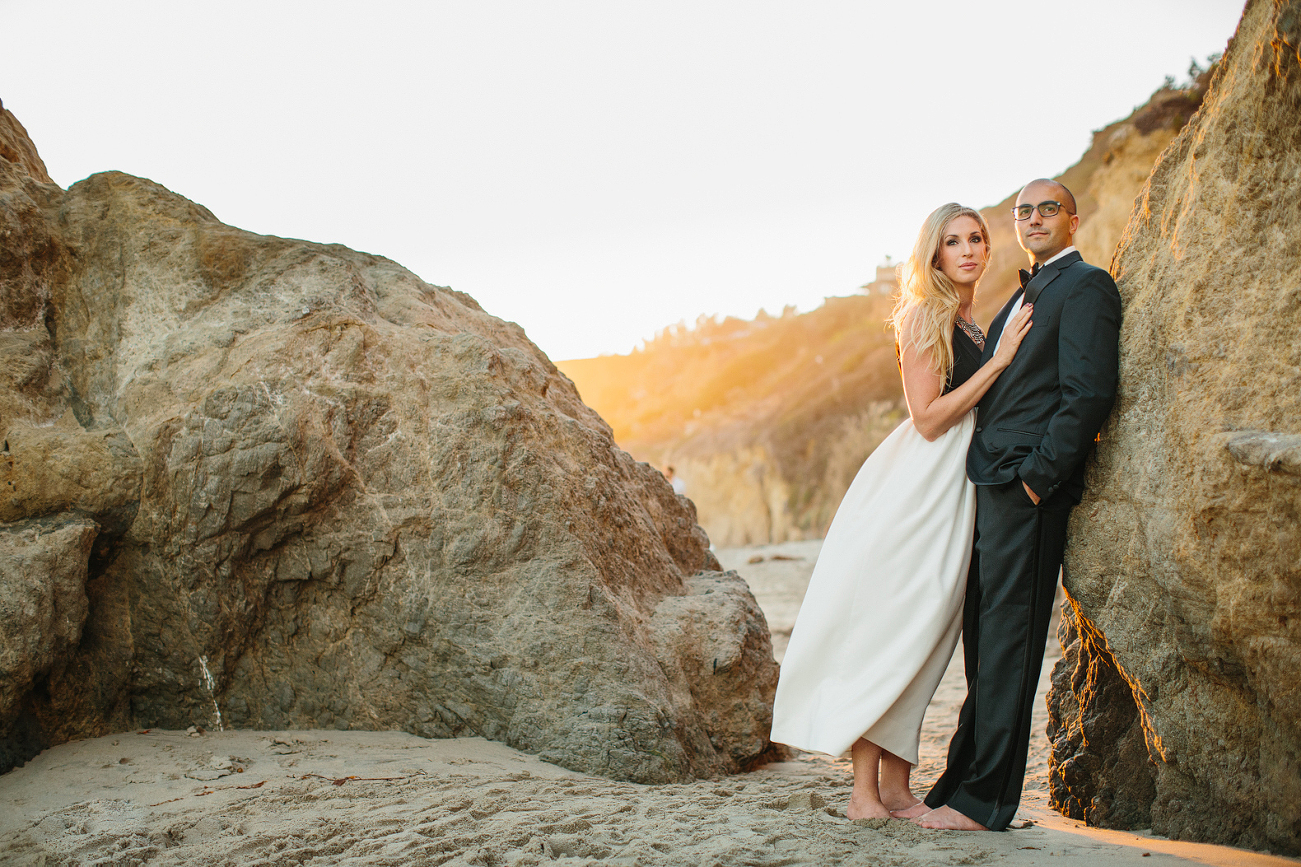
[{"xmin": 956, "ymin": 316, "xmax": 986, "ymax": 349}]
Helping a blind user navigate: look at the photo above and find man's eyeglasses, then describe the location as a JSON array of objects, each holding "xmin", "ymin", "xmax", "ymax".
[{"xmin": 1012, "ymin": 201, "xmax": 1075, "ymax": 221}]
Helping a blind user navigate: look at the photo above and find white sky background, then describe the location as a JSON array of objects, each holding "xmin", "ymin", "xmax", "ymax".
[{"xmin": 2, "ymin": 1, "xmax": 1243, "ymax": 361}]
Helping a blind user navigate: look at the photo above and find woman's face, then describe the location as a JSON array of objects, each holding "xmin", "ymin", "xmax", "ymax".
[{"xmin": 935, "ymin": 215, "xmax": 988, "ymax": 287}]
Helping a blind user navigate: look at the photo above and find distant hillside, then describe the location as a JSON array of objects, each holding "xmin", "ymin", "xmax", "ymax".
[
  {"xmin": 560, "ymin": 72, "xmax": 1213, "ymax": 547},
  {"xmin": 562, "ymin": 296, "xmax": 904, "ymax": 543}
]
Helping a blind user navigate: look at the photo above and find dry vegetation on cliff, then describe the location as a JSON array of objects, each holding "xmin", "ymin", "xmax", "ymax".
[
  {"xmin": 561, "ymin": 299, "xmax": 905, "ymax": 545},
  {"xmin": 560, "ymin": 69, "xmax": 1216, "ymax": 547}
]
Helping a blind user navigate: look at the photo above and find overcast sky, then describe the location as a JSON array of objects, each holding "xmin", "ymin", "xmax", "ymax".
[{"xmin": 1, "ymin": 1, "xmax": 1243, "ymax": 360}]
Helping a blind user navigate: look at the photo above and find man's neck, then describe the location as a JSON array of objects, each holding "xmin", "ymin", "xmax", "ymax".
[{"xmin": 1033, "ymin": 245, "xmax": 1078, "ymax": 267}]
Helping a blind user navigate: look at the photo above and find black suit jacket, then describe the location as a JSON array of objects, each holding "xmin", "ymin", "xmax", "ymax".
[{"xmin": 967, "ymin": 250, "xmax": 1122, "ymax": 504}]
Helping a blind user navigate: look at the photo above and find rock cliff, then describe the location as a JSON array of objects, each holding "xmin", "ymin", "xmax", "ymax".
[
  {"xmin": 560, "ymin": 77, "xmax": 1208, "ymax": 547},
  {"xmin": 1049, "ymin": 0, "xmax": 1301, "ymax": 853},
  {"xmin": 0, "ymin": 98, "xmax": 779, "ymax": 782}
]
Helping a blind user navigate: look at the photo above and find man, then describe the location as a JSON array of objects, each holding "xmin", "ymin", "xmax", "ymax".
[{"xmin": 908, "ymin": 179, "xmax": 1122, "ymax": 830}]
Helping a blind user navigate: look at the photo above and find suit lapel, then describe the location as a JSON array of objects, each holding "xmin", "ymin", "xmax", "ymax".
[
  {"xmin": 982, "ymin": 289, "xmax": 1024, "ymax": 361},
  {"xmin": 1025, "ymin": 250, "xmax": 1082, "ymax": 304}
]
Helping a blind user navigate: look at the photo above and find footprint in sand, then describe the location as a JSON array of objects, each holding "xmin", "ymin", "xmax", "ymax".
[
  {"xmin": 544, "ymin": 835, "xmax": 613, "ymax": 859},
  {"xmin": 779, "ymin": 792, "xmax": 827, "ymax": 811}
]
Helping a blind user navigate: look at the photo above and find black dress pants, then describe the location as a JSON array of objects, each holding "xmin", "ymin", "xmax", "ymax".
[{"xmin": 923, "ymin": 479, "xmax": 1072, "ymax": 830}]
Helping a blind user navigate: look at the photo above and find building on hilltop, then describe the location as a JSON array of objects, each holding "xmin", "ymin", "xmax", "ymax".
[{"xmin": 860, "ymin": 256, "xmax": 899, "ymax": 296}]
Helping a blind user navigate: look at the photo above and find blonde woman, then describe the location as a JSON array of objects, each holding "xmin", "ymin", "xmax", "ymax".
[{"xmin": 770, "ymin": 203, "xmax": 1033, "ymax": 820}]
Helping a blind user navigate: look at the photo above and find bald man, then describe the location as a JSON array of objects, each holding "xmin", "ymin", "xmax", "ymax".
[{"xmin": 908, "ymin": 179, "xmax": 1122, "ymax": 831}]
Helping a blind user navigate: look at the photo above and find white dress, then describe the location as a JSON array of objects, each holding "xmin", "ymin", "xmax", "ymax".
[{"xmin": 769, "ymin": 409, "xmax": 976, "ymax": 765}]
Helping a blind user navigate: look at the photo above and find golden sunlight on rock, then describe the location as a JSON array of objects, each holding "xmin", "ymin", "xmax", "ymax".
[{"xmin": 1052, "ymin": 0, "xmax": 1301, "ymax": 853}]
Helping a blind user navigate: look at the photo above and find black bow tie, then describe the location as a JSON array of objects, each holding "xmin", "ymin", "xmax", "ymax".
[{"xmin": 1018, "ymin": 262, "xmax": 1043, "ymax": 289}]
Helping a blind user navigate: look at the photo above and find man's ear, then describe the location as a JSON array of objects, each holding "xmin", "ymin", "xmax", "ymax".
[{"xmin": 1068, "ymin": 213, "xmax": 1081, "ymax": 236}]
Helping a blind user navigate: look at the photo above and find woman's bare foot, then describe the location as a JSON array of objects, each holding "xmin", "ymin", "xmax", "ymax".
[
  {"xmin": 890, "ymin": 801, "xmax": 931, "ymax": 819},
  {"xmin": 912, "ymin": 805, "xmax": 988, "ymax": 830},
  {"xmin": 845, "ymin": 795, "xmax": 893, "ymax": 820}
]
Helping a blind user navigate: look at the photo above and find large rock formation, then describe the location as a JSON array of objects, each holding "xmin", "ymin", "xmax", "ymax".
[
  {"xmin": 0, "ymin": 97, "xmax": 779, "ymax": 782},
  {"xmin": 1049, "ymin": 0, "xmax": 1301, "ymax": 853}
]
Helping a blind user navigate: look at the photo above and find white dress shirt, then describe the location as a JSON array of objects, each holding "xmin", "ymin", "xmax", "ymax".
[{"xmin": 993, "ymin": 245, "xmax": 1077, "ymax": 352}]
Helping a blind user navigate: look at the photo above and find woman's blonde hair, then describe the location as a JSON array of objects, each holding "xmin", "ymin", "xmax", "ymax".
[{"xmin": 890, "ymin": 203, "xmax": 991, "ymax": 376}]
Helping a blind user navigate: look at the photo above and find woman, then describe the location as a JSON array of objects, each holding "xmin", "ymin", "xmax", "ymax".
[{"xmin": 769, "ymin": 203, "xmax": 1032, "ymax": 820}]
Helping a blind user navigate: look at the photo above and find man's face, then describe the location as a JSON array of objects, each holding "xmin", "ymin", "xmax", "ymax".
[{"xmin": 1015, "ymin": 182, "xmax": 1080, "ymax": 263}]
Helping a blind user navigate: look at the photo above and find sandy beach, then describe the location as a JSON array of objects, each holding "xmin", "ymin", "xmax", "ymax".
[{"xmin": 0, "ymin": 541, "xmax": 1294, "ymax": 867}]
